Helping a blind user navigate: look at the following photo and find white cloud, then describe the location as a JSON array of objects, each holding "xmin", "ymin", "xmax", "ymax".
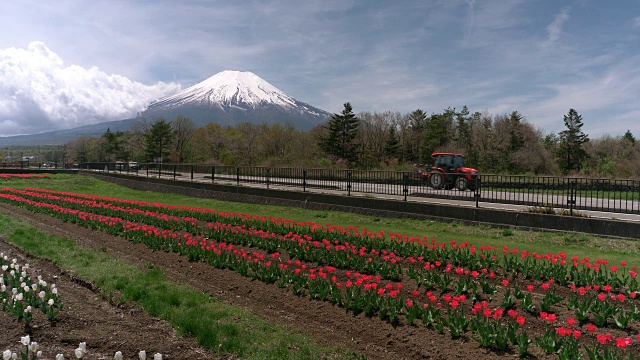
[
  {"xmin": 0, "ymin": 42, "xmax": 180, "ymax": 136},
  {"xmin": 544, "ymin": 8, "xmax": 570, "ymax": 45},
  {"xmin": 522, "ymin": 55, "xmax": 640, "ymax": 136}
]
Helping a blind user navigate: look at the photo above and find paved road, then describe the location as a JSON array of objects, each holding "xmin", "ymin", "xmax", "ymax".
[{"xmin": 102, "ymin": 169, "xmax": 640, "ymax": 223}]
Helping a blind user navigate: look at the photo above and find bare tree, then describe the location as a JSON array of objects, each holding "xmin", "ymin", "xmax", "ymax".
[
  {"xmin": 190, "ymin": 123, "xmax": 228, "ymax": 163},
  {"xmin": 171, "ymin": 115, "xmax": 195, "ymax": 163}
]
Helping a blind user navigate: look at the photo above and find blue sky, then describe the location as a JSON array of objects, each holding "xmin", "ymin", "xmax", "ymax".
[{"xmin": 1, "ymin": 0, "xmax": 639, "ymax": 137}]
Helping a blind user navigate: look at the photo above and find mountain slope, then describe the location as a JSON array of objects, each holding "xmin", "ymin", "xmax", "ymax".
[
  {"xmin": 141, "ymin": 70, "xmax": 331, "ymax": 129},
  {"xmin": 0, "ymin": 118, "xmax": 137, "ymax": 146}
]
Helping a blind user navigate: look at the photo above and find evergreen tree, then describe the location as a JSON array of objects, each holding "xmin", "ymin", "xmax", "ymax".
[
  {"xmin": 319, "ymin": 102, "xmax": 360, "ymax": 166},
  {"xmin": 101, "ymin": 128, "xmax": 126, "ymax": 161},
  {"xmin": 383, "ymin": 126, "xmax": 400, "ymax": 159},
  {"xmin": 623, "ymin": 130, "xmax": 636, "ymax": 146},
  {"xmin": 422, "ymin": 109, "xmax": 454, "ymax": 156},
  {"xmin": 508, "ymin": 111, "xmax": 525, "ymax": 152},
  {"xmin": 455, "ymin": 105, "xmax": 471, "ymax": 150},
  {"xmin": 407, "ymin": 109, "xmax": 428, "ymax": 162},
  {"xmin": 144, "ymin": 118, "xmax": 174, "ymax": 163},
  {"xmin": 558, "ymin": 109, "xmax": 589, "ymax": 173}
]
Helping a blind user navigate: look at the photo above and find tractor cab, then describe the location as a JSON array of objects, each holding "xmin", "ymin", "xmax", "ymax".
[{"xmin": 433, "ymin": 153, "xmax": 464, "ymax": 172}]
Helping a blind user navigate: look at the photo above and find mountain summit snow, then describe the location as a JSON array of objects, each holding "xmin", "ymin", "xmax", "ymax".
[{"xmin": 141, "ymin": 70, "xmax": 331, "ymax": 129}]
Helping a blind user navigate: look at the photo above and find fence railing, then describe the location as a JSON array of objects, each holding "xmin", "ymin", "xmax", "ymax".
[{"xmin": 79, "ymin": 162, "xmax": 640, "ymax": 215}]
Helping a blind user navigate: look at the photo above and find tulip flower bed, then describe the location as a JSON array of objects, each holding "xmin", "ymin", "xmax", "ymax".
[
  {"xmin": 1, "ymin": 187, "xmax": 640, "ymax": 359},
  {"xmin": 0, "ymin": 253, "xmax": 62, "ymax": 325},
  {"xmin": 0, "ymin": 174, "xmax": 50, "ymax": 180}
]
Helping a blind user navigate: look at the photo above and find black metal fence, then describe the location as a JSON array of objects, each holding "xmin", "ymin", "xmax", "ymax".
[{"xmin": 79, "ymin": 162, "xmax": 640, "ymax": 215}]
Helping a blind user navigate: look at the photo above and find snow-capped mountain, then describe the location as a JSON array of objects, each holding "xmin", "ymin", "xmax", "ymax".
[{"xmin": 140, "ymin": 70, "xmax": 331, "ymax": 129}]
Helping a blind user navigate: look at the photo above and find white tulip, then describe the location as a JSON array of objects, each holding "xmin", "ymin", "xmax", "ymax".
[
  {"xmin": 11, "ymin": 352, "xmax": 17, "ymax": 360},
  {"xmin": 153, "ymin": 354, "xmax": 162, "ymax": 360},
  {"xmin": 36, "ymin": 350, "xmax": 42, "ymax": 358},
  {"xmin": 48, "ymin": 298, "xmax": 55, "ymax": 306},
  {"xmin": 56, "ymin": 354, "xmax": 64, "ymax": 360},
  {"xmin": 52, "ymin": 287, "xmax": 58, "ymax": 295},
  {"xmin": 28, "ymin": 341, "xmax": 38, "ymax": 353},
  {"xmin": 11, "ymin": 288, "xmax": 16, "ymax": 295},
  {"xmin": 3, "ymin": 350, "xmax": 11, "ymax": 360},
  {"xmin": 25, "ymin": 306, "xmax": 32, "ymax": 313},
  {"xmin": 31, "ymin": 283, "xmax": 38, "ymax": 291},
  {"xmin": 138, "ymin": 350, "xmax": 146, "ymax": 360},
  {"xmin": 20, "ymin": 335, "xmax": 30, "ymax": 346},
  {"xmin": 78, "ymin": 342, "xmax": 86, "ymax": 353},
  {"xmin": 114, "ymin": 351, "xmax": 123, "ymax": 360},
  {"xmin": 74, "ymin": 348, "xmax": 84, "ymax": 359},
  {"xmin": 38, "ymin": 291, "xmax": 46, "ymax": 299}
]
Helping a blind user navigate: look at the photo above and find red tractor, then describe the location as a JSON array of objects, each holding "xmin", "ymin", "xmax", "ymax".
[{"xmin": 418, "ymin": 152, "xmax": 479, "ymax": 191}]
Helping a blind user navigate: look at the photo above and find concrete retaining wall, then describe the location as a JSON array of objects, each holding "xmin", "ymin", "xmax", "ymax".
[{"xmin": 87, "ymin": 172, "xmax": 640, "ymax": 240}]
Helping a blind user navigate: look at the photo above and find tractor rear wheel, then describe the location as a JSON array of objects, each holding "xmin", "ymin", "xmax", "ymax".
[
  {"xmin": 455, "ymin": 177, "xmax": 468, "ymax": 191},
  {"xmin": 430, "ymin": 171, "xmax": 444, "ymax": 189},
  {"xmin": 468, "ymin": 178, "xmax": 480, "ymax": 191}
]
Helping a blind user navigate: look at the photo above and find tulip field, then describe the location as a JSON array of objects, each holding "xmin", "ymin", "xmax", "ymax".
[{"xmin": 0, "ymin": 176, "xmax": 639, "ymax": 359}]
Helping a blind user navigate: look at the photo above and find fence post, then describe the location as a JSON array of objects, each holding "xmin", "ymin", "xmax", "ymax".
[
  {"xmin": 236, "ymin": 167, "xmax": 240, "ymax": 186},
  {"xmin": 146, "ymin": 164, "xmax": 149, "ymax": 177},
  {"xmin": 475, "ymin": 176, "xmax": 481, "ymax": 208},
  {"xmin": 191, "ymin": 165, "xmax": 194, "ymax": 181},
  {"xmin": 347, "ymin": 171, "xmax": 352, "ymax": 196},
  {"xmin": 266, "ymin": 168, "xmax": 270, "ymax": 189},
  {"xmin": 303, "ymin": 169, "xmax": 307, "ymax": 192},
  {"xmin": 568, "ymin": 180, "xmax": 576, "ymax": 216},
  {"xmin": 211, "ymin": 166, "xmax": 215, "ymax": 183},
  {"xmin": 403, "ymin": 173, "xmax": 408, "ymax": 201},
  {"xmin": 173, "ymin": 165, "xmax": 176, "ymax": 180},
  {"xmin": 158, "ymin": 163, "xmax": 162, "ymax": 179}
]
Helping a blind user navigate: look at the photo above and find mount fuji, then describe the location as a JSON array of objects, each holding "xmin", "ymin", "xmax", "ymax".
[{"xmin": 140, "ymin": 70, "xmax": 331, "ymax": 129}]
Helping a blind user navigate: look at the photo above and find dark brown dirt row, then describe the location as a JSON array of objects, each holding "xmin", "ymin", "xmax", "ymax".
[{"xmin": 0, "ymin": 204, "xmax": 564, "ymax": 360}]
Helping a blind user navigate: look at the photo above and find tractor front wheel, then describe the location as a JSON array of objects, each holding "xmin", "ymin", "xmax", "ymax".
[
  {"xmin": 430, "ymin": 171, "xmax": 444, "ymax": 189},
  {"xmin": 455, "ymin": 177, "xmax": 468, "ymax": 191}
]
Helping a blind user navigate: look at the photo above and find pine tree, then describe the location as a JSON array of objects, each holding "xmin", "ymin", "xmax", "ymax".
[
  {"xmin": 407, "ymin": 109, "xmax": 427, "ymax": 162},
  {"xmin": 319, "ymin": 102, "xmax": 360, "ymax": 166},
  {"xmin": 383, "ymin": 126, "xmax": 400, "ymax": 160},
  {"xmin": 101, "ymin": 128, "xmax": 126, "ymax": 161},
  {"xmin": 558, "ymin": 109, "xmax": 589, "ymax": 173},
  {"xmin": 144, "ymin": 118, "xmax": 174, "ymax": 163},
  {"xmin": 623, "ymin": 130, "xmax": 636, "ymax": 146}
]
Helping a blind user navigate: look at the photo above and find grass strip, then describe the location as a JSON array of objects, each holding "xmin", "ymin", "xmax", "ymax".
[{"xmin": 0, "ymin": 214, "xmax": 356, "ymax": 360}]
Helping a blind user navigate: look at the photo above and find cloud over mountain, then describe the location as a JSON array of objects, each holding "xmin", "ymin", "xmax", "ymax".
[{"xmin": 0, "ymin": 42, "xmax": 181, "ymax": 136}]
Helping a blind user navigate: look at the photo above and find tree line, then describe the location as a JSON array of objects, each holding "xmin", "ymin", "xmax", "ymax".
[{"xmin": 63, "ymin": 105, "xmax": 640, "ymax": 178}]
